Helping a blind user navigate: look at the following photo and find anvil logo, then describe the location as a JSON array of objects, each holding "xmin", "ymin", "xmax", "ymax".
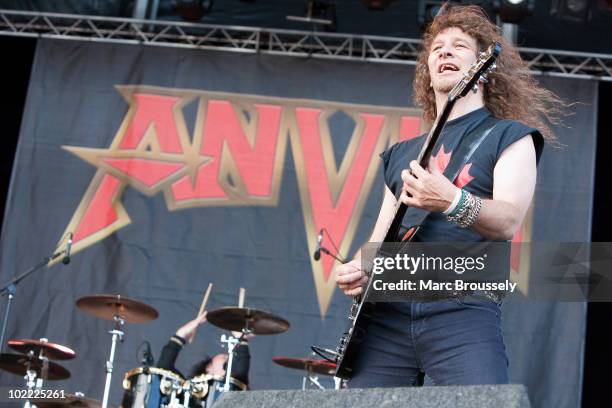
[{"xmin": 59, "ymin": 85, "xmax": 423, "ymax": 316}]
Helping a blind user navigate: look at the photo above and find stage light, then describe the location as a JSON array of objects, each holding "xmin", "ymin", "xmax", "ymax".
[
  {"xmin": 551, "ymin": 0, "xmax": 593, "ymax": 22},
  {"xmin": 493, "ymin": 0, "xmax": 534, "ymax": 23},
  {"xmin": 598, "ymin": 0, "xmax": 612, "ymax": 13},
  {"xmin": 361, "ymin": 0, "xmax": 393, "ymax": 11},
  {"xmin": 176, "ymin": 0, "xmax": 214, "ymax": 21},
  {"xmin": 287, "ymin": 0, "xmax": 337, "ymax": 32},
  {"xmin": 418, "ymin": 1, "xmax": 499, "ymax": 31}
]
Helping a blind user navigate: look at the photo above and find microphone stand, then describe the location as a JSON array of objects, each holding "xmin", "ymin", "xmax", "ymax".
[
  {"xmin": 0, "ymin": 249, "xmax": 65, "ymax": 352},
  {"xmin": 313, "ymin": 228, "xmax": 347, "ymax": 264},
  {"xmin": 319, "ymin": 247, "xmax": 346, "ymax": 264}
]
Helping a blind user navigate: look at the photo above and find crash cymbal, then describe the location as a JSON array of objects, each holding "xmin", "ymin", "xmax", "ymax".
[
  {"xmin": 32, "ymin": 394, "xmax": 105, "ymax": 408},
  {"xmin": 8, "ymin": 339, "xmax": 76, "ymax": 360},
  {"xmin": 206, "ymin": 307, "xmax": 290, "ymax": 335},
  {"xmin": 272, "ymin": 356, "xmax": 336, "ymax": 376},
  {"xmin": 0, "ymin": 353, "xmax": 70, "ymax": 380},
  {"xmin": 76, "ymin": 294, "xmax": 158, "ymax": 323}
]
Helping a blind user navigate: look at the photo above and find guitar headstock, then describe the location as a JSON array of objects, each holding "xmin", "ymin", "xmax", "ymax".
[{"xmin": 448, "ymin": 41, "xmax": 502, "ymax": 102}]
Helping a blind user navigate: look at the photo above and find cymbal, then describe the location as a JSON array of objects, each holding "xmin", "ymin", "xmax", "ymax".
[
  {"xmin": 8, "ymin": 339, "xmax": 76, "ymax": 360},
  {"xmin": 32, "ymin": 394, "xmax": 105, "ymax": 408},
  {"xmin": 206, "ymin": 307, "xmax": 290, "ymax": 335},
  {"xmin": 0, "ymin": 353, "xmax": 70, "ymax": 380},
  {"xmin": 76, "ymin": 294, "xmax": 158, "ymax": 323},
  {"xmin": 272, "ymin": 356, "xmax": 336, "ymax": 376}
]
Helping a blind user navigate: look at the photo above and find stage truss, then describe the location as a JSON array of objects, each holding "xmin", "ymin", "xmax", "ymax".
[{"xmin": 0, "ymin": 9, "xmax": 610, "ymax": 81}]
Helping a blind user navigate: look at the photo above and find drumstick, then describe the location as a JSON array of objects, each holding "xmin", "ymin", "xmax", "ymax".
[
  {"xmin": 190, "ymin": 283, "xmax": 213, "ymax": 344},
  {"xmin": 238, "ymin": 287, "xmax": 245, "ymax": 308},
  {"xmin": 198, "ymin": 283, "xmax": 213, "ymax": 317}
]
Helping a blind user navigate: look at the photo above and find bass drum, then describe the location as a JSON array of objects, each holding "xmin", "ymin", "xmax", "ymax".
[
  {"xmin": 120, "ymin": 366, "xmax": 185, "ymax": 408},
  {"xmin": 189, "ymin": 374, "xmax": 247, "ymax": 407}
]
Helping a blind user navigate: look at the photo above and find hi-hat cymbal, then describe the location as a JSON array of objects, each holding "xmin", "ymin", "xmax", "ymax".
[
  {"xmin": 206, "ymin": 307, "xmax": 290, "ymax": 335},
  {"xmin": 0, "ymin": 353, "xmax": 70, "ymax": 380},
  {"xmin": 8, "ymin": 339, "xmax": 76, "ymax": 360},
  {"xmin": 32, "ymin": 394, "xmax": 105, "ymax": 408},
  {"xmin": 76, "ymin": 294, "xmax": 158, "ymax": 323},
  {"xmin": 272, "ymin": 356, "xmax": 336, "ymax": 376}
]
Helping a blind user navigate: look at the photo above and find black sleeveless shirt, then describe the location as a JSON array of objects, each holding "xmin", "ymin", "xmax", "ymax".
[{"xmin": 380, "ymin": 107, "xmax": 544, "ymax": 242}]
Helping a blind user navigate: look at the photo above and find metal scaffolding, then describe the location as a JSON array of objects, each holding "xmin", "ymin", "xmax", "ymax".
[{"xmin": 0, "ymin": 9, "xmax": 610, "ymax": 81}]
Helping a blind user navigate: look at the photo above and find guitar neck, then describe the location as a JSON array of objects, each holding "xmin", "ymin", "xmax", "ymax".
[
  {"xmin": 415, "ymin": 100, "xmax": 455, "ymax": 168},
  {"xmin": 383, "ymin": 98, "xmax": 456, "ymax": 242}
]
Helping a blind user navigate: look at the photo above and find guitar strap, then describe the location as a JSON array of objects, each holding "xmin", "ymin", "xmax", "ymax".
[
  {"xmin": 403, "ymin": 115, "xmax": 499, "ymax": 235},
  {"xmin": 443, "ymin": 115, "xmax": 498, "ymax": 184}
]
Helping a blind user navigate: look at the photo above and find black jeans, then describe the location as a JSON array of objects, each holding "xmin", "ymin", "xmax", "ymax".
[{"xmin": 349, "ymin": 298, "xmax": 509, "ymax": 387}]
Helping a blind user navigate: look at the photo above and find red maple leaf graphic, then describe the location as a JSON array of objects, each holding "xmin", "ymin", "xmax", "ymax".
[{"xmin": 430, "ymin": 144, "xmax": 474, "ymax": 188}]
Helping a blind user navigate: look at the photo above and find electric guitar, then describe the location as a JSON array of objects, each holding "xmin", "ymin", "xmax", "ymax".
[{"xmin": 334, "ymin": 42, "xmax": 502, "ymax": 380}]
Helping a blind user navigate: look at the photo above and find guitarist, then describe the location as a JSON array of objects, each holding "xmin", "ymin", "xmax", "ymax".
[{"xmin": 335, "ymin": 5, "xmax": 564, "ymax": 387}]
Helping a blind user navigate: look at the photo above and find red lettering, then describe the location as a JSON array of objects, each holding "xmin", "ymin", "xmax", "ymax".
[
  {"xmin": 120, "ymin": 93, "xmax": 184, "ymax": 153},
  {"xmin": 172, "ymin": 100, "xmax": 282, "ymax": 201},
  {"xmin": 62, "ymin": 86, "xmax": 422, "ymax": 315},
  {"xmin": 74, "ymin": 174, "xmax": 123, "ymax": 243},
  {"xmin": 295, "ymin": 108, "xmax": 384, "ymax": 281},
  {"xmin": 103, "ymin": 158, "xmax": 185, "ymax": 188},
  {"xmin": 399, "ymin": 116, "xmax": 421, "ymax": 141}
]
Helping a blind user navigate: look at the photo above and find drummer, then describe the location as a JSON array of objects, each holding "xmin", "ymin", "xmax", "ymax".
[{"xmin": 156, "ymin": 312, "xmax": 251, "ymax": 387}]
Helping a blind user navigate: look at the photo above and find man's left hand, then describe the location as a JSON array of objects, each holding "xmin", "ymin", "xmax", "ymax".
[
  {"xmin": 175, "ymin": 312, "xmax": 208, "ymax": 341},
  {"xmin": 399, "ymin": 160, "xmax": 458, "ymax": 213}
]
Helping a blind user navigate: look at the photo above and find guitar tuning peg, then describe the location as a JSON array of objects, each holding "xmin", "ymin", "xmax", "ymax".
[
  {"xmin": 472, "ymin": 83, "xmax": 479, "ymax": 94},
  {"xmin": 488, "ymin": 63, "xmax": 497, "ymax": 72},
  {"xmin": 479, "ymin": 74, "xmax": 489, "ymax": 84}
]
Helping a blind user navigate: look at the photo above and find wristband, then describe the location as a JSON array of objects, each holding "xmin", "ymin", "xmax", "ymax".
[
  {"xmin": 171, "ymin": 334, "xmax": 187, "ymax": 347},
  {"xmin": 443, "ymin": 188, "xmax": 463, "ymax": 215}
]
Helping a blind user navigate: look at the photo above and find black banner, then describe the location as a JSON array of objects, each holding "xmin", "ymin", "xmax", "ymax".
[{"xmin": 0, "ymin": 39, "xmax": 598, "ymax": 408}]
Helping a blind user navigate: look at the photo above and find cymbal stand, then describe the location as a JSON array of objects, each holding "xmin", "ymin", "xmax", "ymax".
[
  {"xmin": 37, "ymin": 339, "xmax": 49, "ymax": 388},
  {"xmin": 305, "ymin": 371, "xmax": 325, "ymax": 390},
  {"xmin": 220, "ymin": 333, "xmax": 240, "ymax": 392},
  {"xmin": 102, "ymin": 315, "xmax": 124, "ymax": 408},
  {"xmin": 301, "ymin": 352, "xmax": 325, "ymax": 390},
  {"xmin": 22, "ymin": 351, "xmax": 46, "ymax": 408},
  {"xmin": 23, "ymin": 365, "xmax": 37, "ymax": 408}
]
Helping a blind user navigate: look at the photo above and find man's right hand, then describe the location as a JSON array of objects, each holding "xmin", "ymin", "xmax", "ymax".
[{"xmin": 335, "ymin": 259, "xmax": 368, "ymax": 297}]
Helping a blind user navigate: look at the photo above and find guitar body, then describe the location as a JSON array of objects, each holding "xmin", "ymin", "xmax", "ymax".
[
  {"xmin": 333, "ymin": 42, "xmax": 501, "ymax": 380},
  {"xmin": 334, "ymin": 226, "xmax": 419, "ymax": 379}
]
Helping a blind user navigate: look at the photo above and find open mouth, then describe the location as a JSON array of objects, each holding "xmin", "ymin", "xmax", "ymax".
[{"xmin": 438, "ymin": 63, "xmax": 460, "ymax": 74}]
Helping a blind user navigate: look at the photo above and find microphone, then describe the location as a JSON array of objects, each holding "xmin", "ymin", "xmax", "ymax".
[
  {"xmin": 313, "ymin": 229, "xmax": 324, "ymax": 261},
  {"xmin": 62, "ymin": 232, "xmax": 73, "ymax": 265},
  {"xmin": 140, "ymin": 341, "xmax": 155, "ymax": 366}
]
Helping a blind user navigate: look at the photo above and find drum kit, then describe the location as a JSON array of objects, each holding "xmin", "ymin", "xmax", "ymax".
[
  {"xmin": 0, "ymin": 292, "xmax": 342, "ymax": 408},
  {"xmin": 0, "ymin": 292, "xmax": 319, "ymax": 408}
]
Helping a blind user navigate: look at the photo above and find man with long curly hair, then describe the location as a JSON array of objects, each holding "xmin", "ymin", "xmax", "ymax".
[{"xmin": 335, "ymin": 4, "xmax": 564, "ymax": 387}]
